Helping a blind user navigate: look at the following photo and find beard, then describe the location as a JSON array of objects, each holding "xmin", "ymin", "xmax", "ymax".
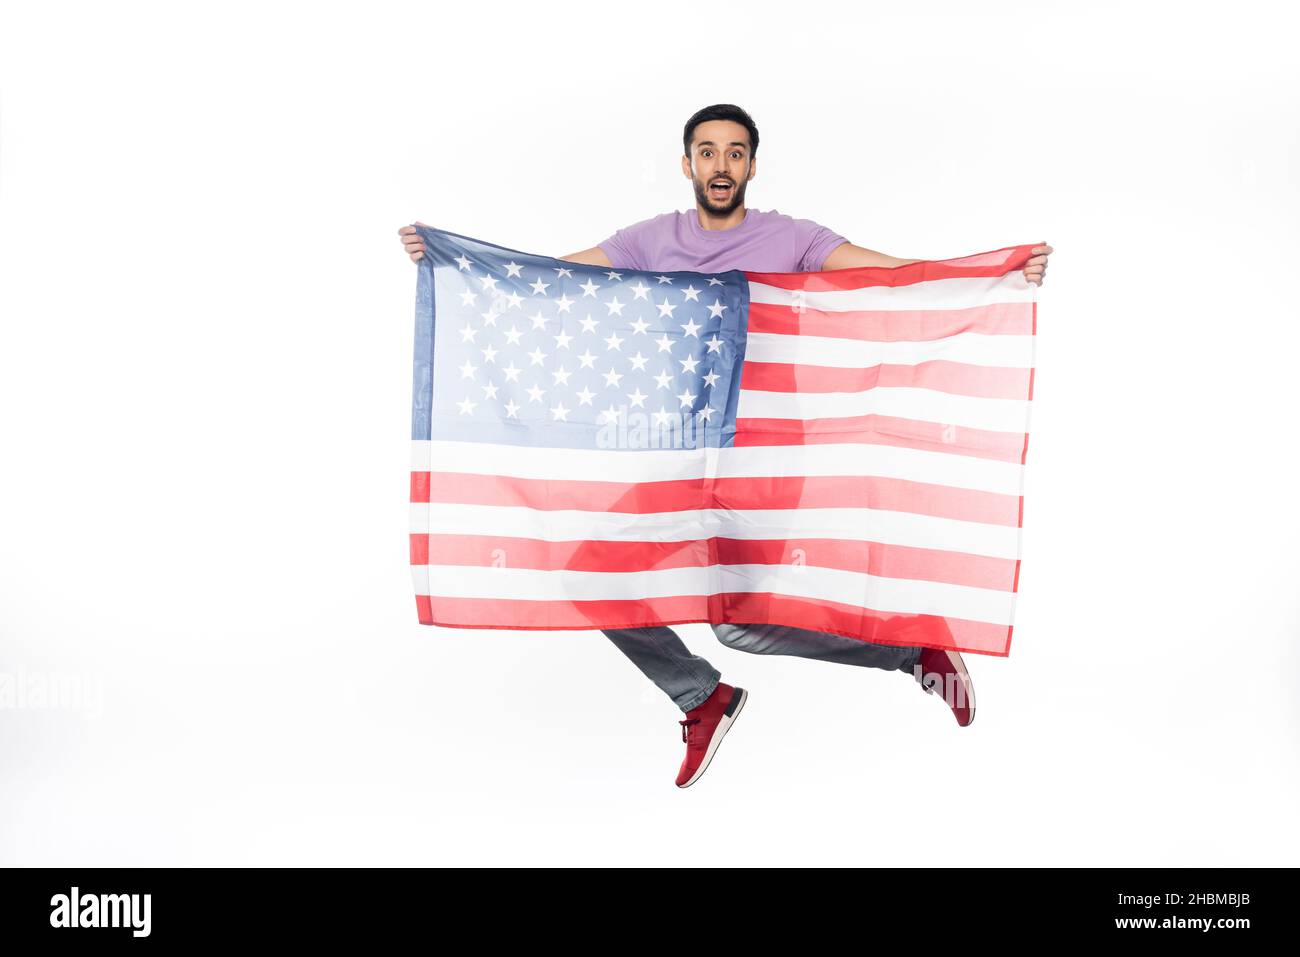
[{"xmin": 693, "ymin": 173, "xmax": 748, "ymax": 217}]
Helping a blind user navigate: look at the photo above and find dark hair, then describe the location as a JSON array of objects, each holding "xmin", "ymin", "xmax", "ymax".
[{"xmin": 682, "ymin": 104, "xmax": 759, "ymax": 160}]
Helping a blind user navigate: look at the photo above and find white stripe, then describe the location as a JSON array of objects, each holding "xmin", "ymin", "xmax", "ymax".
[
  {"xmin": 737, "ymin": 387, "xmax": 1029, "ymax": 433},
  {"xmin": 747, "ymin": 271, "xmax": 1034, "ymax": 313},
  {"xmin": 410, "ymin": 503, "xmax": 1020, "ymax": 559},
  {"xmin": 412, "ymin": 440, "xmax": 1024, "ymax": 495},
  {"xmin": 413, "ymin": 563, "xmax": 1015, "ymax": 625},
  {"xmin": 744, "ymin": 331, "xmax": 1034, "ymax": 370}
]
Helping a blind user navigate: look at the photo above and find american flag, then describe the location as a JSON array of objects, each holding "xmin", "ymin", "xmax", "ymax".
[{"xmin": 409, "ymin": 225, "xmax": 1039, "ymax": 656}]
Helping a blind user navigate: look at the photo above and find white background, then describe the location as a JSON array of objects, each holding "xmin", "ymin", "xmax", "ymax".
[{"xmin": 1, "ymin": 0, "xmax": 1297, "ymax": 866}]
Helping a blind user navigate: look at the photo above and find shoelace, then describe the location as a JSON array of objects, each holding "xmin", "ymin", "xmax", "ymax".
[{"xmin": 679, "ymin": 716, "xmax": 701, "ymax": 744}]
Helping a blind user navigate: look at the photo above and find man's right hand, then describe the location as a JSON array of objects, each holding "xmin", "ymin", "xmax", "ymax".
[{"xmin": 398, "ymin": 221, "xmax": 429, "ymax": 262}]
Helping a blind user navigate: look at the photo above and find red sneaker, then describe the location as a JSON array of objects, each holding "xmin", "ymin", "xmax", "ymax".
[
  {"xmin": 916, "ymin": 648, "xmax": 976, "ymax": 726},
  {"xmin": 676, "ymin": 682, "xmax": 748, "ymax": 788}
]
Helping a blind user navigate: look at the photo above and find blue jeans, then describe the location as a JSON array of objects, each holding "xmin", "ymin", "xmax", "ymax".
[{"xmin": 602, "ymin": 623, "xmax": 925, "ymax": 712}]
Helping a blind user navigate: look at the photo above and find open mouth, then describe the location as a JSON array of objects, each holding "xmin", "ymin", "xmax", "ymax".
[{"xmin": 708, "ymin": 180, "xmax": 733, "ymax": 199}]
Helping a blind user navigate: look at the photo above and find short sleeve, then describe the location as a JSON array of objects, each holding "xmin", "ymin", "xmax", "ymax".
[
  {"xmin": 796, "ymin": 220, "xmax": 851, "ymax": 272},
  {"xmin": 598, "ymin": 223, "xmax": 644, "ymax": 271}
]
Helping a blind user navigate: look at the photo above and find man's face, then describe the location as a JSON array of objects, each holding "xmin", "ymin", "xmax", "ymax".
[{"xmin": 681, "ymin": 119, "xmax": 755, "ymax": 215}]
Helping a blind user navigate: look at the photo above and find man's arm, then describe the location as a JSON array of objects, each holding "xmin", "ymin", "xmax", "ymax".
[
  {"xmin": 558, "ymin": 245, "xmax": 614, "ymax": 267},
  {"xmin": 824, "ymin": 240, "xmax": 1055, "ymax": 285},
  {"xmin": 821, "ymin": 241, "xmax": 920, "ymax": 271}
]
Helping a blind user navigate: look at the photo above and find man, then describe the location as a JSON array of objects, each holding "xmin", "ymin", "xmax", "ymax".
[{"xmin": 398, "ymin": 103, "xmax": 1052, "ymax": 788}]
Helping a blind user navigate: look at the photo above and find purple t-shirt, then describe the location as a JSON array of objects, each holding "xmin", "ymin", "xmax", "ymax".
[{"xmin": 598, "ymin": 207, "xmax": 850, "ymax": 274}]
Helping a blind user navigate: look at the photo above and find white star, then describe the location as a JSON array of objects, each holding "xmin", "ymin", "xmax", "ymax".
[
  {"xmin": 458, "ymin": 360, "xmax": 477, "ymax": 379},
  {"xmin": 708, "ymin": 298, "xmax": 727, "ymax": 318},
  {"xmin": 652, "ymin": 406, "xmax": 674, "ymax": 427},
  {"xmin": 550, "ymin": 402, "xmax": 570, "ymax": 421},
  {"xmin": 504, "ymin": 325, "xmax": 524, "ymax": 345},
  {"xmin": 576, "ymin": 349, "xmax": 598, "ymax": 369},
  {"xmin": 502, "ymin": 362, "xmax": 522, "ymax": 382},
  {"xmin": 629, "ymin": 316, "xmax": 651, "ymax": 335},
  {"xmin": 604, "ymin": 331, "xmax": 624, "ymax": 351},
  {"xmin": 481, "ymin": 344, "xmax": 498, "ymax": 364},
  {"xmin": 530, "ymin": 276, "xmax": 551, "ymax": 295},
  {"xmin": 575, "ymin": 386, "xmax": 596, "ymax": 406},
  {"xmin": 459, "ymin": 289, "xmax": 478, "ymax": 306},
  {"xmin": 653, "ymin": 369, "xmax": 673, "ymax": 390},
  {"xmin": 677, "ymin": 388, "xmax": 697, "ymax": 408},
  {"xmin": 554, "ymin": 294, "xmax": 574, "ymax": 313},
  {"xmin": 579, "ymin": 277, "xmax": 601, "ymax": 297},
  {"xmin": 553, "ymin": 329, "xmax": 573, "ymax": 350},
  {"xmin": 654, "ymin": 333, "xmax": 674, "ymax": 353},
  {"xmin": 707, "ymin": 276, "xmax": 724, "ymax": 286},
  {"xmin": 459, "ymin": 324, "xmax": 478, "ymax": 343},
  {"xmin": 528, "ymin": 347, "xmax": 548, "ymax": 366},
  {"xmin": 456, "ymin": 397, "xmax": 477, "ymax": 414},
  {"xmin": 705, "ymin": 335, "xmax": 723, "ymax": 354},
  {"xmin": 656, "ymin": 298, "xmax": 677, "ymax": 319},
  {"xmin": 529, "ymin": 311, "xmax": 548, "ymax": 331},
  {"xmin": 605, "ymin": 270, "xmax": 623, "ymax": 281},
  {"xmin": 629, "ymin": 281, "xmax": 651, "ymax": 300},
  {"xmin": 680, "ymin": 317, "xmax": 702, "ymax": 338},
  {"xmin": 454, "ymin": 254, "xmax": 472, "ymax": 271},
  {"xmin": 479, "ymin": 308, "xmax": 500, "ymax": 327},
  {"xmin": 599, "ymin": 405, "xmax": 620, "ymax": 424},
  {"xmin": 702, "ymin": 370, "xmax": 720, "ymax": 388},
  {"xmin": 602, "ymin": 367, "xmax": 624, "ymax": 388},
  {"xmin": 697, "ymin": 405, "xmax": 714, "ymax": 422},
  {"xmin": 482, "ymin": 381, "xmax": 499, "ymax": 400},
  {"xmin": 553, "ymin": 266, "xmax": 573, "ymax": 278},
  {"xmin": 526, "ymin": 383, "xmax": 546, "ymax": 403},
  {"xmin": 679, "ymin": 355, "xmax": 700, "ymax": 374},
  {"xmin": 505, "ymin": 261, "xmax": 524, "ymax": 278},
  {"xmin": 504, "ymin": 400, "xmax": 521, "ymax": 418},
  {"xmin": 628, "ymin": 351, "xmax": 649, "ymax": 371},
  {"xmin": 579, "ymin": 314, "xmax": 599, "ymax": 334},
  {"xmin": 502, "ymin": 291, "xmax": 523, "ymax": 310},
  {"xmin": 627, "ymin": 388, "xmax": 647, "ymax": 408},
  {"xmin": 478, "ymin": 273, "xmax": 500, "ymax": 292},
  {"xmin": 655, "ymin": 274, "xmax": 674, "ymax": 284},
  {"xmin": 682, "ymin": 284, "xmax": 702, "ymax": 302},
  {"xmin": 604, "ymin": 296, "xmax": 625, "ymax": 316},
  {"xmin": 551, "ymin": 366, "xmax": 572, "ymax": 386}
]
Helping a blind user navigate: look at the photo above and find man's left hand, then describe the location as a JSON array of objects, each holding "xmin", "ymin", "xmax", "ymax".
[{"xmin": 1024, "ymin": 244, "xmax": 1053, "ymax": 286}]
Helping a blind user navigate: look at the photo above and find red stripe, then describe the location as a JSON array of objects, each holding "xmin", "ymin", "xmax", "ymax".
[
  {"xmin": 414, "ymin": 592, "xmax": 1011, "ymax": 656},
  {"xmin": 714, "ymin": 538, "xmax": 1014, "ymax": 591},
  {"xmin": 745, "ymin": 242, "xmax": 1042, "ymax": 290},
  {"xmin": 739, "ymin": 359, "xmax": 1031, "ymax": 399},
  {"xmin": 746, "ymin": 300, "xmax": 1033, "ymax": 341},
  {"xmin": 733, "ymin": 414, "xmax": 1027, "ymax": 462},
  {"xmin": 413, "ymin": 472, "xmax": 706, "ymax": 512},
  {"xmin": 720, "ymin": 592, "xmax": 1011, "ymax": 656},
  {"xmin": 410, "ymin": 470, "xmax": 430, "ymax": 503},
  {"xmin": 412, "ymin": 533, "xmax": 1016, "ymax": 591},
  {"xmin": 410, "ymin": 531, "xmax": 429, "ymax": 565},
  {"xmin": 411, "ymin": 471, "xmax": 1019, "ymax": 525}
]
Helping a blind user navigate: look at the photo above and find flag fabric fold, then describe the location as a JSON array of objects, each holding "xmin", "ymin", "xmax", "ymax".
[{"xmin": 409, "ymin": 225, "xmax": 1040, "ymax": 656}]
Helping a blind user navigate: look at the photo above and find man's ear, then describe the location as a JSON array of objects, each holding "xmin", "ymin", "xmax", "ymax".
[
  {"xmin": 747, "ymin": 157, "xmax": 757, "ymax": 181},
  {"xmin": 681, "ymin": 154, "xmax": 692, "ymax": 180}
]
